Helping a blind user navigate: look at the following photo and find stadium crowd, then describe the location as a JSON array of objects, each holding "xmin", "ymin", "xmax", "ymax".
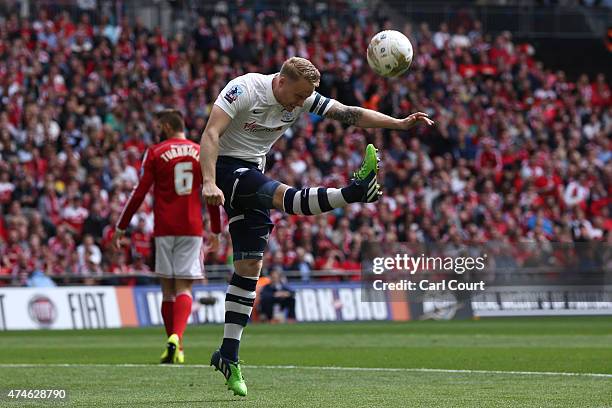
[{"xmin": 0, "ymin": 3, "xmax": 610, "ymax": 285}]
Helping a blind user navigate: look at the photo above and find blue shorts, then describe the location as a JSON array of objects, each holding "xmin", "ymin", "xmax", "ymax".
[{"xmin": 216, "ymin": 156, "xmax": 276, "ymax": 261}]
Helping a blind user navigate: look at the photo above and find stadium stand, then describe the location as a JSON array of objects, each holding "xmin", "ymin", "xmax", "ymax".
[{"xmin": 0, "ymin": 1, "xmax": 609, "ymax": 286}]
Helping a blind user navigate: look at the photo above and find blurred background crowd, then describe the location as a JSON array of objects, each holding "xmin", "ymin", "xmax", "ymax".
[{"xmin": 0, "ymin": 0, "xmax": 609, "ymax": 285}]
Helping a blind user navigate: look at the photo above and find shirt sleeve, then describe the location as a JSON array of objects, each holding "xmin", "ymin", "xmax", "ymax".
[
  {"xmin": 214, "ymin": 78, "xmax": 250, "ymax": 119},
  {"xmin": 116, "ymin": 148, "xmax": 155, "ymax": 230},
  {"xmin": 303, "ymin": 91, "xmax": 336, "ymax": 116},
  {"xmin": 206, "ymin": 204, "xmax": 222, "ymax": 234}
]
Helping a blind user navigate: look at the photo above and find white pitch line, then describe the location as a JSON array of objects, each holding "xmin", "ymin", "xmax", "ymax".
[{"xmin": 0, "ymin": 364, "xmax": 610, "ymax": 379}]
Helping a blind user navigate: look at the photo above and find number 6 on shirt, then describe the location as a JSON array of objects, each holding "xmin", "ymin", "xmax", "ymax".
[{"xmin": 174, "ymin": 162, "xmax": 193, "ymax": 195}]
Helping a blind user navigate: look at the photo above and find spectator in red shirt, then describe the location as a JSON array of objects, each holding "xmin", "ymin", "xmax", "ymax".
[
  {"xmin": 61, "ymin": 195, "xmax": 89, "ymax": 235},
  {"xmin": 475, "ymin": 138, "xmax": 503, "ymax": 180},
  {"xmin": 48, "ymin": 225, "xmax": 76, "ymax": 264},
  {"xmin": 0, "ymin": 170, "xmax": 15, "ymax": 204},
  {"xmin": 11, "ymin": 252, "xmax": 35, "ymax": 286}
]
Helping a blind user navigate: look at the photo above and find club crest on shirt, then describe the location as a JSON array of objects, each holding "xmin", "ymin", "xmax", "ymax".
[
  {"xmin": 224, "ymin": 84, "xmax": 243, "ymax": 104},
  {"xmin": 281, "ymin": 109, "xmax": 295, "ymax": 123}
]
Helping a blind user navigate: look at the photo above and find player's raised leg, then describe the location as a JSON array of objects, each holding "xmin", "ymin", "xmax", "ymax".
[
  {"xmin": 230, "ymin": 143, "xmax": 382, "ymax": 218},
  {"xmin": 276, "ymin": 143, "xmax": 381, "ymax": 213}
]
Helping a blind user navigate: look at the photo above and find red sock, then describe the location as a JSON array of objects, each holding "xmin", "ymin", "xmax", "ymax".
[
  {"xmin": 161, "ymin": 301, "xmax": 174, "ymax": 337},
  {"xmin": 172, "ymin": 293, "xmax": 192, "ymax": 341}
]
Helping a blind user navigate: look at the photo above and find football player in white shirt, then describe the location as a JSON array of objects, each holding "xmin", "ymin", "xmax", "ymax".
[{"xmin": 201, "ymin": 57, "xmax": 433, "ymax": 396}]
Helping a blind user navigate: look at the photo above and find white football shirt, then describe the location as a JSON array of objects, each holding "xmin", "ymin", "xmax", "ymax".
[{"xmin": 214, "ymin": 73, "xmax": 336, "ymax": 170}]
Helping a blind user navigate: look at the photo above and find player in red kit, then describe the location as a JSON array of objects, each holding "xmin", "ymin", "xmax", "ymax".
[{"xmin": 112, "ymin": 109, "xmax": 221, "ymax": 364}]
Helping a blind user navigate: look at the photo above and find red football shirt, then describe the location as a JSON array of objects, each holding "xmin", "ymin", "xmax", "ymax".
[{"xmin": 117, "ymin": 137, "xmax": 221, "ymax": 236}]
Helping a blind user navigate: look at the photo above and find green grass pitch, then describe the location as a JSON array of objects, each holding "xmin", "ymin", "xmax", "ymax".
[{"xmin": 0, "ymin": 317, "xmax": 611, "ymax": 407}]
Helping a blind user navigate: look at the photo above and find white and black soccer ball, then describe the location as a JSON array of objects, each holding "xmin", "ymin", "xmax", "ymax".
[{"xmin": 366, "ymin": 30, "xmax": 413, "ymax": 78}]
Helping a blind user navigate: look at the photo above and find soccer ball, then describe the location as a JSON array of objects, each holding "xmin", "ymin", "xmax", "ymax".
[{"xmin": 367, "ymin": 30, "xmax": 413, "ymax": 78}]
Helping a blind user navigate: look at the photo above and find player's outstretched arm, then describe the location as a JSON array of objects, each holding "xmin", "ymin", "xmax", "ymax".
[
  {"xmin": 323, "ymin": 101, "xmax": 434, "ymax": 130},
  {"xmin": 112, "ymin": 149, "xmax": 155, "ymax": 249},
  {"xmin": 200, "ymin": 105, "xmax": 232, "ymax": 206}
]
